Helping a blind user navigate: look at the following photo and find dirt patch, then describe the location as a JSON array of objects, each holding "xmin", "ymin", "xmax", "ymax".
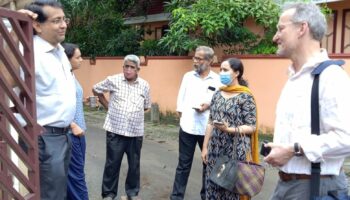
[{"xmin": 84, "ymin": 109, "xmax": 179, "ymax": 143}]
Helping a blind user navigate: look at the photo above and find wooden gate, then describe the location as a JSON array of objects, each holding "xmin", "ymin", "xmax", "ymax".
[{"xmin": 0, "ymin": 7, "xmax": 40, "ymax": 200}]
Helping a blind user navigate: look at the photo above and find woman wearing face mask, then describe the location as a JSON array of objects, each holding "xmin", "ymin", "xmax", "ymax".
[
  {"xmin": 62, "ymin": 43, "xmax": 89, "ymax": 200},
  {"xmin": 201, "ymin": 58, "xmax": 259, "ymax": 200}
]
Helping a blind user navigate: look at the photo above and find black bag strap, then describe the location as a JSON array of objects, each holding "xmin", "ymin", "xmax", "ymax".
[{"xmin": 309, "ymin": 59, "xmax": 344, "ymax": 200}]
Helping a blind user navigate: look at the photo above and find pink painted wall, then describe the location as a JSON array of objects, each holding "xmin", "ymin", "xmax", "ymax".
[{"xmin": 75, "ymin": 55, "xmax": 350, "ymax": 130}]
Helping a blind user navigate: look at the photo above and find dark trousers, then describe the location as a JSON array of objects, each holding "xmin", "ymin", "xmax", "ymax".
[
  {"xmin": 67, "ymin": 134, "xmax": 88, "ymax": 200},
  {"xmin": 170, "ymin": 128, "xmax": 206, "ymax": 200},
  {"xmin": 39, "ymin": 129, "xmax": 71, "ymax": 200},
  {"xmin": 101, "ymin": 131, "xmax": 143, "ymax": 199}
]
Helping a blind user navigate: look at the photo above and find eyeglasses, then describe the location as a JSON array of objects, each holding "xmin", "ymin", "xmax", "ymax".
[
  {"xmin": 123, "ymin": 64, "xmax": 137, "ymax": 70},
  {"xmin": 192, "ymin": 56, "xmax": 207, "ymax": 62},
  {"xmin": 48, "ymin": 18, "xmax": 70, "ymax": 25},
  {"xmin": 276, "ymin": 22, "xmax": 301, "ymax": 33}
]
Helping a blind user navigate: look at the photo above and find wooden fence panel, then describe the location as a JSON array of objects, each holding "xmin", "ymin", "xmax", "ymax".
[{"xmin": 0, "ymin": 7, "xmax": 40, "ymax": 200}]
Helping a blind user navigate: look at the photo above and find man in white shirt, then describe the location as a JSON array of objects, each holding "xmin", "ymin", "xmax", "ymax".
[
  {"xmin": 8, "ymin": 1, "xmax": 77, "ymax": 199},
  {"xmin": 170, "ymin": 46, "xmax": 221, "ymax": 200},
  {"xmin": 264, "ymin": 2, "xmax": 350, "ymax": 199}
]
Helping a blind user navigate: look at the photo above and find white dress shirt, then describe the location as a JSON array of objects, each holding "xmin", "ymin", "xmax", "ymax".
[
  {"xmin": 177, "ymin": 70, "xmax": 221, "ymax": 135},
  {"xmin": 34, "ymin": 36, "xmax": 76, "ymax": 127},
  {"xmin": 274, "ymin": 49, "xmax": 350, "ymax": 175}
]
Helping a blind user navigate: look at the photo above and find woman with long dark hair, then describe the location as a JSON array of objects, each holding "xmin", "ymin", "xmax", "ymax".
[
  {"xmin": 62, "ymin": 42, "xmax": 89, "ymax": 200},
  {"xmin": 201, "ymin": 58, "xmax": 259, "ymax": 200}
]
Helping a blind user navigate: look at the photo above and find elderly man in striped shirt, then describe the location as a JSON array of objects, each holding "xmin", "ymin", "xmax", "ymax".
[{"xmin": 93, "ymin": 54, "xmax": 151, "ymax": 200}]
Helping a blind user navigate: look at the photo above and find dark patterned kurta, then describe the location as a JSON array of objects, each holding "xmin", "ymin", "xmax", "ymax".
[{"xmin": 206, "ymin": 91, "xmax": 257, "ymax": 200}]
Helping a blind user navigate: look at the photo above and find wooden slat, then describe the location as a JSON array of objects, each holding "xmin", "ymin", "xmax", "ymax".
[{"xmin": 0, "ymin": 7, "xmax": 39, "ymax": 200}]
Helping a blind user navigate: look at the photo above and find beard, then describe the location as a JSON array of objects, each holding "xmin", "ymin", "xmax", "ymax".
[
  {"xmin": 276, "ymin": 48, "xmax": 285, "ymax": 56},
  {"xmin": 276, "ymin": 48, "xmax": 292, "ymax": 58},
  {"xmin": 276, "ymin": 43, "xmax": 294, "ymax": 58},
  {"xmin": 194, "ymin": 63, "xmax": 208, "ymax": 75}
]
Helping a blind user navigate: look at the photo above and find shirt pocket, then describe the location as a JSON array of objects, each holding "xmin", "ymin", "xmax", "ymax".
[{"xmin": 130, "ymin": 93, "xmax": 144, "ymax": 110}]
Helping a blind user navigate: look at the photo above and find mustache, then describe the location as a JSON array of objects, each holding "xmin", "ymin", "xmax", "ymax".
[{"xmin": 194, "ymin": 64, "xmax": 207, "ymax": 72}]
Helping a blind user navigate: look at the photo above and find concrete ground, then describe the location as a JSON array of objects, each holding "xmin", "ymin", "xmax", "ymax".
[
  {"xmin": 84, "ymin": 113, "xmax": 350, "ymax": 200},
  {"xmin": 84, "ymin": 123, "xmax": 279, "ymax": 200}
]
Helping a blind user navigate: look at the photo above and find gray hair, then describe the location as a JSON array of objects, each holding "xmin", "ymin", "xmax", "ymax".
[
  {"xmin": 124, "ymin": 54, "xmax": 140, "ymax": 69},
  {"xmin": 195, "ymin": 46, "xmax": 214, "ymax": 60},
  {"xmin": 283, "ymin": 3, "xmax": 327, "ymax": 42}
]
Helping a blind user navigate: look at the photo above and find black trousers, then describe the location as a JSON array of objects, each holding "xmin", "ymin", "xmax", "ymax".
[
  {"xmin": 101, "ymin": 131, "xmax": 143, "ymax": 199},
  {"xmin": 170, "ymin": 128, "xmax": 206, "ymax": 200},
  {"xmin": 38, "ymin": 128, "xmax": 71, "ymax": 200}
]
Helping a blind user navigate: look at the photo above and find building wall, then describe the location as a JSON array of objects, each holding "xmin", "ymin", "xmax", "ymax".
[
  {"xmin": 75, "ymin": 55, "xmax": 350, "ymax": 131},
  {"xmin": 327, "ymin": 0, "xmax": 350, "ymax": 53}
]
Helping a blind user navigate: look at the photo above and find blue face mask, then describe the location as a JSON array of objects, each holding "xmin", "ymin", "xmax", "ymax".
[{"xmin": 220, "ymin": 72, "xmax": 232, "ymax": 85}]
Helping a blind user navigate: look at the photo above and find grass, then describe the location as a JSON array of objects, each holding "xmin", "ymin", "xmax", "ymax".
[{"xmin": 259, "ymin": 133, "xmax": 273, "ymax": 142}]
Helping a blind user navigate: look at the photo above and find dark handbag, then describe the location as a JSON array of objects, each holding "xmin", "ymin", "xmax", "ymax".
[{"xmin": 209, "ymin": 155, "xmax": 239, "ymax": 191}]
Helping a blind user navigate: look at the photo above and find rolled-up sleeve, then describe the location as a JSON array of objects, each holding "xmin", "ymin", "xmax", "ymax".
[{"xmin": 93, "ymin": 76, "xmax": 113, "ymax": 94}]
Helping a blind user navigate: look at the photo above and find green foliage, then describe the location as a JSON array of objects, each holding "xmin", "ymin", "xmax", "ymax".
[
  {"xmin": 164, "ymin": 0, "xmax": 196, "ymax": 12},
  {"xmin": 248, "ymin": 29, "xmax": 278, "ymax": 55},
  {"xmin": 105, "ymin": 28, "xmax": 143, "ymax": 56},
  {"xmin": 139, "ymin": 39, "xmax": 176, "ymax": 56},
  {"xmin": 159, "ymin": 110, "xmax": 179, "ymax": 125},
  {"xmin": 161, "ymin": 0, "xmax": 280, "ymax": 55},
  {"xmin": 276, "ymin": 0, "xmax": 333, "ymax": 17},
  {"xmin": 144, "ymin": 108, "xmax": 179, "ymax": 125},
  {"xmin": 60, "ymin": 0, "xmax": 332, "ymax": 57},
  {"xmin": 61, "ymin": 0, "xmax": 140, "ymax": 57},
  {"xmin": 114, "ymin": 0, "xmax": 137, "ymax": 13},
  {"xmin": 258, "ymin": 133, "xmax": 273, "ymax": 142}
]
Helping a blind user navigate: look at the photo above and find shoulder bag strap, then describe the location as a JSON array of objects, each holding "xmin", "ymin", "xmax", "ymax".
[{"xmin": 309, "ymin": 60, "xmax": 344, "ymax": 200}]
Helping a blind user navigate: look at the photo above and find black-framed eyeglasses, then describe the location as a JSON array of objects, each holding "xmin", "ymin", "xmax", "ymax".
[
  {"xmin": 48, "ymin": 18, "xmax": 70, "ymax": 25},
  {"xmin": 192, "ymin": 56, "xmax": 206, "ymax": 62}
]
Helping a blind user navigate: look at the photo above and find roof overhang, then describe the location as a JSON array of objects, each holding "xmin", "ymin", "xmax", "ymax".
[{"xmin": 124, "ymin": 13, "xmax": 171, "ymax": 25}]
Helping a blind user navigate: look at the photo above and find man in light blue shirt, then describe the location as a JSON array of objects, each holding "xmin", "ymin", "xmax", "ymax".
[
  {"xmin": 170, "ymin": 46, "xmax": 221, "ymax": 200},
  {"xmin": 14, "ymin": 1, "xmax": 76, "ymax": 199}
]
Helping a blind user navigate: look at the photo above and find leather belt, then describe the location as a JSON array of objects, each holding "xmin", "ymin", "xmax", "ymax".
[
  {"xmin": 43, "ymin": 126, "xmax": 70, "ymax": 134},
  {"xmin": 278, "ymin": 171, "xmax": 332, "ymax": 182}
]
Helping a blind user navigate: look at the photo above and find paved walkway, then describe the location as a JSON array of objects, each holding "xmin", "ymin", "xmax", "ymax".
[
  {"xmin": 85, "ymin": 123, "xmax": 280, "ymax": 200},
  {"xmin": 84, "ymin": 121, "xmax": 350, "ymax": 200}
]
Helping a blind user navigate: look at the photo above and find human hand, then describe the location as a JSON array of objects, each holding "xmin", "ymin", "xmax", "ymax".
[
  {"xmin": 193, "ymin": 103, "xmax": 209, "ymax": 113},
  {"xmin": 213, "ymin": 120, "xmax": 228, "ymax": 132},
  {"xmin": 201, "ymin": 147, "xmax": 208, "ymax": 164},
  {"xmin": 200, "ymin": 103, "xmax": 210, "ymax": 112},
  {"xmin": 264, "ymin": 143, "xmax": 294, "ymax": 167},
  {"xmin": 70, "ymin": 122, "xmax": 84, "ymax": 136},
  {"xmin": 17, "ymin": 9, "xmax": 38, "ymax": 20},
  {"xmin": 177, "ymin": 112, "xmax": 182, "ymax": 118}
]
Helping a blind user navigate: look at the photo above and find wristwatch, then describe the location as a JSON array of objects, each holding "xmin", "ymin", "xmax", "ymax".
[{"xmin": 294, "ymin": 142, "xmax": 303, "ymax": 157}]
